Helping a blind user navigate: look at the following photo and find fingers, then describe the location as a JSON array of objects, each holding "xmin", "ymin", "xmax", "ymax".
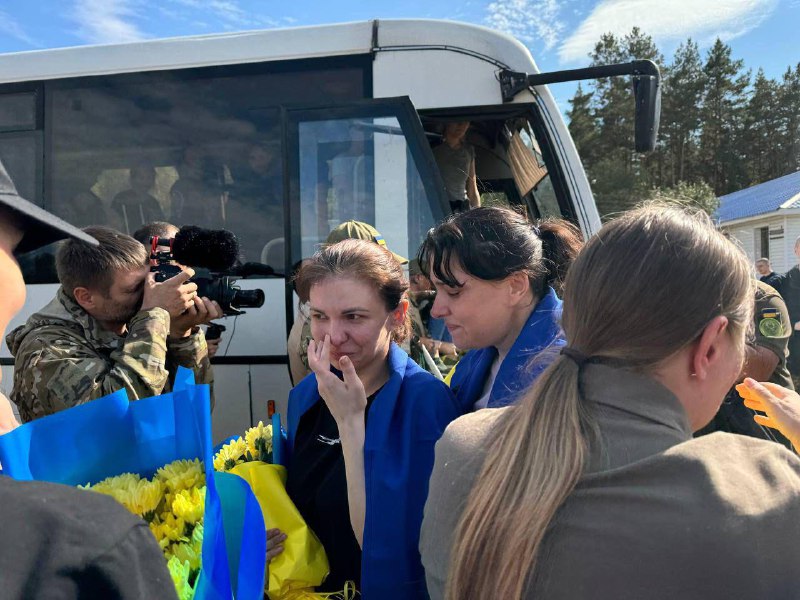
[
  {"xmin": 191, "ymin": 295, "xmax": 209, "ymax": 320},
  {"xmin": 339, "ymin": 355, "xmax": 362, "ymax": 391},
  {"xmin": 168, "ymin": 267, "xmax": 195, "ymax": 285},
  {"xmin": 266, "ymin": 545, "xmax": 285, "ymax": 562},
  {"xmin": 266, "ymin": 528, "xmax": 287, "ymax": 562},
  {"xmin": 307, "ymin": 336, "xmax": 331, "ymax": 375},
  {"xmin": 753, "ymin": 414, "xmax": 777, "ymax": 429},
  {"xmin": 320, "ymin": 334, "xmax": 331, "ymax": 367},
  {"xmin": 208, "ymin": 300, "xmax": 223, "ymax": 320},
  {"xmin": 307, "ymin": 339, "xmax": 320, "ymax": 371}
]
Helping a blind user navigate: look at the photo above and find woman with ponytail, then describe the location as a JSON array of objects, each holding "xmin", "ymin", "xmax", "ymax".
[
  {"xmin": 420, "ymin": 205, "xmax": 800, "ymax": 600},
  {"xmin": 418, "ymin": 207, "xmax": 582, "ymax": 412}
]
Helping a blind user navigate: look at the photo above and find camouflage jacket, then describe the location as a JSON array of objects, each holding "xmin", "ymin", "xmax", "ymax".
[{"xmin": 6, "ymin": 288, "xmax": 213, "ymax": 422}]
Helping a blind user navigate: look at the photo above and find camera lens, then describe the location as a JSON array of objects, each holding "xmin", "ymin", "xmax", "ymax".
[{"xmin": 231, "ymin": 288, "xmax": 265, "ymax": 309}]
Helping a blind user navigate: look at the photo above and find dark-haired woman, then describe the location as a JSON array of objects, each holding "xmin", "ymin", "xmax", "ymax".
[
  {"xmin": 418, "ymin": 207, "xmax": 582, "ymax": 411},
  {"xmin": 284, "ymin": 239, "xmax": 459, "ymax": 599},
  {"xmin": 421, "ymin": 205, "xmax": 800, "ymax": 600}
]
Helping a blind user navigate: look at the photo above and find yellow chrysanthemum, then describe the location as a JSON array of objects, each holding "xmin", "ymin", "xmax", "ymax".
[
  {"xmin": 156, "ymin": 512, "xmax": 189, "ymax": 543},
  {"xmin": 171, "ymin": 486, "xmax": 205, "ymax": 525},
  {"xmin": 191, "ymin": 522, "xmax": 204, "ymax": 552},
  {"xmin": 170, "ymin": 541, "xmax": 202, "ymax": 572},
  {"xmin": 157, "ymin": 459, "xmax": 205, "ymax": 493},
  {"xmin": 149, "ymin": 518, "xmax": 171, "ymax": 550},
  {"xmin": 244, "ymin": 421, "xmax": 273, "ymax": 462},
  {"xmin": 126, "ymin": 477, "xmax": 164, "ymax": 520},
  {"xmin": 167, "ymin": 556, "xmax": 193, "ymax": 600},
  {"xmin": 213, "ymin": 438, "xmax": 247, "ymax": 472}
]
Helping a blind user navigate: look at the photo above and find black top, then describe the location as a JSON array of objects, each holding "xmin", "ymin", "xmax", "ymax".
[
  {"xmin": 760, "ymin": 271, "xmax": 781, "ymax": 290},
  {"xmin": 0, "ymin": 477, "xmax": 177, "ymax": 599},
  {"xmin": 286, "ymin": 389, "xmax": 380, "ymax": 592}
]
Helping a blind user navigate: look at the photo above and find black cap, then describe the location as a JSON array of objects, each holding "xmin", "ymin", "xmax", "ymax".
[{"xmin": 0, "ymin": 159, "xmax": 98, "ymax": 252}]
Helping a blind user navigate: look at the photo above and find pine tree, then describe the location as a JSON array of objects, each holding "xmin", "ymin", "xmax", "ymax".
[
  {"xmin": 661, "ymin": 39, "xmax": 705, "ymax": 185},
  {"xmin": 699, "ymin": 39, "xmax": 750, "ymax": 195},
  {"xmin": 567, "ymin": 83, "xmax": 597, "ymax": 166},
  {"xmin": 779, "ymin": 63, "xmax": 800, "ymax": 173},
  {"xmin": 743, "ymin": 69, "xmax": 782, "ymax": 183}
]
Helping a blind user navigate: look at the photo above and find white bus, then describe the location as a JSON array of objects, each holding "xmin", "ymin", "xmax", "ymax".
[{"xmin": 0, "ymin": 19, "xmax": 658, "ymax": 442}]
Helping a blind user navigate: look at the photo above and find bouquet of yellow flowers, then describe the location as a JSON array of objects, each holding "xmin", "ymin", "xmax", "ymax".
[
  {"xmin": 81, "ymin": 459, "xmax": 206, "ymax": 600},
  {"xmin": 0, "ymin": 368, "xmax": 267, "ymax": 600},
  {"xmin": 214, "ymin": 422, "xmax": 336, "ymax": 599}
]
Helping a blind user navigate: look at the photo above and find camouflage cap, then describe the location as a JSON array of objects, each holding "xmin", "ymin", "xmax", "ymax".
[
  {"xmin": 325, "ymin": 220, "xmax": 408, "ymax": 264},
  {"xmin": 0, "ymin": 159, "xmax": 97, "ymax": 252}
]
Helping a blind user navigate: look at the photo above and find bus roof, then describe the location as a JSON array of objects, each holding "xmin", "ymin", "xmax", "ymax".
[{"xmin": 0, "ymin": 19, "xmax": 538, "ymax": 84}]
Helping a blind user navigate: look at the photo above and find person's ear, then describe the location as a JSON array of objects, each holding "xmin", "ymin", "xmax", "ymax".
[
  {"xmin": 690, "ymin": 315, "xmax": 730, "ymax": 380},
  {"xmin": 72, "ymin": 287, "xmax": 96, "ymax": 312},
  {"xmin": 506, "ymin": 271, "xmax": 531, "ymax": 306},
  {"xmin": 391, "ymin": 298, "xmax": 409, "ymax": 328}
]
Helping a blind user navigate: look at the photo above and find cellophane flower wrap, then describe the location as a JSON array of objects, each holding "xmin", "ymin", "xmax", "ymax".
[
  {"xmin": 215, "ymin": 418, "xmax": 345, "ymax": 599},
  {"xmin": 0, "ymin": 368, "xmax": 266, "ymax": 600}
]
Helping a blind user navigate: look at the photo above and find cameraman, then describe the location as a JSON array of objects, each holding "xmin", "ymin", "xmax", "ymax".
[{"xmin": 7, "ymin": 226, "xmax": 219, "ymax": 422}]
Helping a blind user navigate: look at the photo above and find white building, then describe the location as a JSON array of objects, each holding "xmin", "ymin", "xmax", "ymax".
[{"xmin": 718, "ymin": 170, "xmax": 800, "ymax": 274}]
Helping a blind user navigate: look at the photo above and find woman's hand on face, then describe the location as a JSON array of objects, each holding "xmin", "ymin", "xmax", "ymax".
[
  {"xmin": 266, "ymin": 528, "xmax": 287, "ymax": 562},
  {"xmin": 737, "ymin": 378, "xmax": 800, "ymax": 451},
  {"xmin": 308, "ymin": 334, "xmax": 367, "ymax": 426}
]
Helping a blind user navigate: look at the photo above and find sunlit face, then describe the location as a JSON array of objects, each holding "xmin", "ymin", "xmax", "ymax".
[
  {"xmin": 87, "ymin": 266, "xmax": 149, "ymax": 325},
  {"xmin": 309, "ymin": 276, "xmax": 400, "ymax": 373},
  {"xmin": 755, "ymin": 261, "xmax": 771, "ymax": 276},
  {"xmin": 429, "ymin": 261, "xmax": 515, "ymax": 351}
]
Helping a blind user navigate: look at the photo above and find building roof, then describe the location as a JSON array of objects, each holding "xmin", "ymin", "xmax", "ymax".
[{"xmin": 717, "ymin": 170, "xmax": 800, "ymax": 224}]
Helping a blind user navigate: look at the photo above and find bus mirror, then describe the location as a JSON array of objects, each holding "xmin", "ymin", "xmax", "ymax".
[
  {"xmin": 633, "ymin": 74, "xmax": 661, "ymax": 153},
  {"xmin": 502, "ymin": 59, "xmax": 663, "ymax": 153}
]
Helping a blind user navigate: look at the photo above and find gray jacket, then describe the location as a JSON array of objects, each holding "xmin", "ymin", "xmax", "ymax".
[{"xmin": 421, "ymin": 364, "xmax": 800, "ymax": 599}]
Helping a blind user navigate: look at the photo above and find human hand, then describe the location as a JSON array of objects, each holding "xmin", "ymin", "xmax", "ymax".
[
  {"xmin": 169, "ymin": 296, "xmax": 223, "ymax": 338},
  {"xmin": 737, "ymin": 378, "xmax": 800, "ymax": 451},
  {"xmin": 307, "ymin": 335, "xmax": 367, "ymax": 426},
  {"xmin": 206, "ymin": 336, "xmax": 222, "ymax": 359},
  {"xmin": 438, "ymin": 341, "xmax": 458, "ymax": 358},
  {"xmin": 141, "ymin": 269, "xmax": 198, "ymax": 318},
  {"xmin": 266, "ymin": 528, "xmax": 287, "ymax": 562}
]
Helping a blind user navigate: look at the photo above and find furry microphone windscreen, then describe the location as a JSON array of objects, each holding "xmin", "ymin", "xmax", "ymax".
[{"xmin": 171, "ymin": 226, "xmax": 240, "ymax": 271}]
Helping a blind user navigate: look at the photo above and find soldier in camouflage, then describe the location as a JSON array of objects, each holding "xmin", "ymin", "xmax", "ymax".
[{"xmin": 7, "ymin": 225, "xmax": 218, "ymax": 422}]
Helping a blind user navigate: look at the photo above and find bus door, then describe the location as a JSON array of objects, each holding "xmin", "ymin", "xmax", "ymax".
[{"xmin": 283, "ymin": 96, "xmax": 449, "ymax": 331}]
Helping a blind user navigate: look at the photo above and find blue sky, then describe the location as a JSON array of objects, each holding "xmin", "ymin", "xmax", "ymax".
[{"xmin": 1, "ymin": 0, "xmax": 798, "ymax": 115}]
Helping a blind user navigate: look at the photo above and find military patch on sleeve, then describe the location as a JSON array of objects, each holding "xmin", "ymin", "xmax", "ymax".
[{"xmin": 759, "ymin": 307, "xmax": 783, "ymax": 337}]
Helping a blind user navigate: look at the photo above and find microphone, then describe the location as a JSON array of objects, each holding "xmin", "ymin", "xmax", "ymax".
[
  {"xmin": 170, "ymin": 226, "xmax": 240, "ymax": 272},
  {"xmin": 229, "ymin": 262, "xmax": 276, "ymax": 278}
]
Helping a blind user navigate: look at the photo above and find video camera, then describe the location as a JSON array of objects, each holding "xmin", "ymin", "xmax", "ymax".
[{"xmin": 149, "ymin": 226, "xmax": 267, "ymax": 317}]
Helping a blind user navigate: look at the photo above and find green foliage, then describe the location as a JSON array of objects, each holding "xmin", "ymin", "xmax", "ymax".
[
  {"xmin": 568, "ymin": 29, "xmax": 800, "ymax": 220},
  {"xmin": 644, "ymin": 181, "xmax": 719, "ymax": 216}
]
